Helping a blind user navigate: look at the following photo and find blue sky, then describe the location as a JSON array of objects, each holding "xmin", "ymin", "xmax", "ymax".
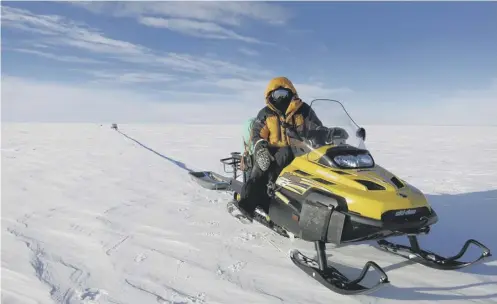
[{"xmin": 2, "ymin": 1, "xmax": 496, "ymax": 125}]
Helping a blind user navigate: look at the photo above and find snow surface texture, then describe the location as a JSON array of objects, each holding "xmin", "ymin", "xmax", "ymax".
[{"xmin": 2, "ymin": 123, "xmax": 497, "ymax": 304}]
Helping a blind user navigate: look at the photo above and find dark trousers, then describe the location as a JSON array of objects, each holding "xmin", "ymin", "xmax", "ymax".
[{"xmin": 238, "ymin": 146, "xmax": 294, "ymax": 214}]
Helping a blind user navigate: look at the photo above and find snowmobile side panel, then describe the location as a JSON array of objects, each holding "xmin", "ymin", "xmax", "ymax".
[
  {"xmin": 267, "ymin": 197, "xmax": 301, "ymax": 236},
  {"xmin": 188, "ymin": 171, "xmax": 231, "ymax": 190}
]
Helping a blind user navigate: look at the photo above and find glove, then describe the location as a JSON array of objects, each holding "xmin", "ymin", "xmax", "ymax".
[
  {"xmin": 307, "ymin": 127, "xmax": 349, "ymax": 146},
  {"xmin": 327, "ymin": 127, "xmax": 349, "ymax": 141},
  {"xmin": 254, "ymin": 139, "xmax": 272, "ymax": 171}
]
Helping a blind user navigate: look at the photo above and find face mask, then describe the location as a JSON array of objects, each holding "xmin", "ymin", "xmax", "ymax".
[{"xmin": 270, "ymin": 88, "xmax": 293, "ymax": 113}]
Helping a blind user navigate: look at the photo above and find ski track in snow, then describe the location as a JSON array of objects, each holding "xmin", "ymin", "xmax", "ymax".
[{"xmin": 2, "ymin": 123, "xmax": 497, "ymax": 304}]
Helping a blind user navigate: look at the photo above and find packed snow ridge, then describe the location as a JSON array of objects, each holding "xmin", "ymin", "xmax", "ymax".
[{"xmin": 2, "ymin": 123, "xmax": 497, "ymax": 304}]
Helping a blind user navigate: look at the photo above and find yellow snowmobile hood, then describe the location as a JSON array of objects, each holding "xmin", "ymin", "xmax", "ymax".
[{"xmin": 264, "ymin": 77, "xmax": 303, "ymax": 117}]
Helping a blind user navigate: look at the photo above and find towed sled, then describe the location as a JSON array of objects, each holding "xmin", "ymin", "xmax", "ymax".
[{"xmin": 189, "ymin": 99, "xmax": 492, "ymax": 295}]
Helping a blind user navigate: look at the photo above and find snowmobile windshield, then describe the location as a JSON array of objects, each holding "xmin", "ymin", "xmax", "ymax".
[{"xmin": 286, "ymin": 99, "xmax": 370, "ymax": 169}]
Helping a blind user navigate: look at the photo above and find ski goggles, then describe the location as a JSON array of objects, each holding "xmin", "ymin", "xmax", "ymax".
[{"xmin": 269, "ymin": 88, "xmax": 294, "ymax": 103}]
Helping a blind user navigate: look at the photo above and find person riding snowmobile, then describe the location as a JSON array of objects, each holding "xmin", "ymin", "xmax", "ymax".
[{"xmin": 237, "ymin": 76, "xmax": 348, "ymax": 220}]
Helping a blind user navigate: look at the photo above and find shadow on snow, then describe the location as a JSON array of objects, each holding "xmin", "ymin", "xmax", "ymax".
[{"xmin": 117, "ymin": 130, "xmax": 193, "ymax": 173}]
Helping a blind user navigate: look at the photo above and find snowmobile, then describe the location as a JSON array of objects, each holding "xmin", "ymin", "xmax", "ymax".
[{"xmin": 189, "ymin": 99, "xmax": 492, "ymax": 295}]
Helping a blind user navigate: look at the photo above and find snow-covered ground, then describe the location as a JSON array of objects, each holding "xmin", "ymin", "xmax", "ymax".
[{"xmin": 2, "ymin": 123, "xmax": 497, "ymax": 304}]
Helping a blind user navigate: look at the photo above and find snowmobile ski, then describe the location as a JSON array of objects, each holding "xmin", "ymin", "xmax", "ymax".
[
  {"xmin": 377, "ymin": 236, "xmax": 492, "ymax": 270},
  {"xmin": 290, "ymin": 241, "xmax": 389, "ymax": 295},
  {"xmin": 226, "ymin": 200, "xmax": 293, "ymax": 239}
]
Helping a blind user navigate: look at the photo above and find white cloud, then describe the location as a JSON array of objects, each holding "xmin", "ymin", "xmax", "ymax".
[
  {"xmin": 188, "ymin": 78, "xmax": 354, "ymax": 102},
  {"xmin": 69, "ymin": 2, "xmax": 288, "ymax": 44},
  {"xmin": 81, "ymin": 70, "xmax": 178, "ymax": 84},
  {"xmin": 4, "ymin": 5, "xmax": 493, "ymax": 126},
  {"xmin": 1, "ymin": 6, "xmax": 271, "ymax": 79},
  {"xmin": 3, "ymin": 75, "xmax": 495, "ymax": 126},
  {"xmin": 426, "ymin": 79, "xmax": 497, "ymax": 126},
  {"xmin": 6, "ymin": 48, "xmax": 106, "ymax": 64},
  {"xmin": 138, "ymin": 17, "xmax": 263, "ymax": 44},
  {"xmin": 1, "ymin": 75, "xmax": 353, "ymax": 124},
  {"xmin": 69, "ymin": 1, "xmax": 291, "ymax": 26},
  {"xmin": 1, "ymin": 6, "xmax": 147, "ymax": 55},
  {"xmin": 1, "ymin": 76, "xmax": 166, "ymax": 123},
  {"xmin": 238, "ymin": 47, "xmax": 259, "ymax": 56},
  {"xmin": 344, "ymin": 79, "xmax": 497, "ymax": 126},
  {"xmin": 0, "ymin": 76, "xmax": 254, "ymax": 123}
]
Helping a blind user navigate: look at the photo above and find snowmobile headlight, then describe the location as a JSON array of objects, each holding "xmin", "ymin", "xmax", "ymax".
[
  {"xmin": 333, "ymin": 153, "xmax": 374, "ymax": 168},
  {"xmin": 357, "ymin": 153, "xmax": 374, "ymax": 167}
]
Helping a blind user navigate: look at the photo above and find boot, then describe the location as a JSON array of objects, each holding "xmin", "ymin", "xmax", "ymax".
[{"xmin": 234, "ymin": 198, "xmax": 255, "ymax": 222}]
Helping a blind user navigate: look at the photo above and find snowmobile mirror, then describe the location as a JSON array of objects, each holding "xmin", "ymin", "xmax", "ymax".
[{"xmin": 356, "ymin": 127, "xmax": 366, "ymax": 141}]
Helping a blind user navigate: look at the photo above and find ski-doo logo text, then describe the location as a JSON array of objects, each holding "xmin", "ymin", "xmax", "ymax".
[{"xmin": 394, "ymin": 209, "xmax": 417, "ymax": 216}]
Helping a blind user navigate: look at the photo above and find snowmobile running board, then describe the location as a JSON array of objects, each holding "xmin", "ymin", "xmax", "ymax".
[
  {"xmin": 227, "ymin": 200, "xmax": 295, "ymax": 238},
  {"xmin": 377, "ymin": 236, "xmax": 492, "ymax": 270}
]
